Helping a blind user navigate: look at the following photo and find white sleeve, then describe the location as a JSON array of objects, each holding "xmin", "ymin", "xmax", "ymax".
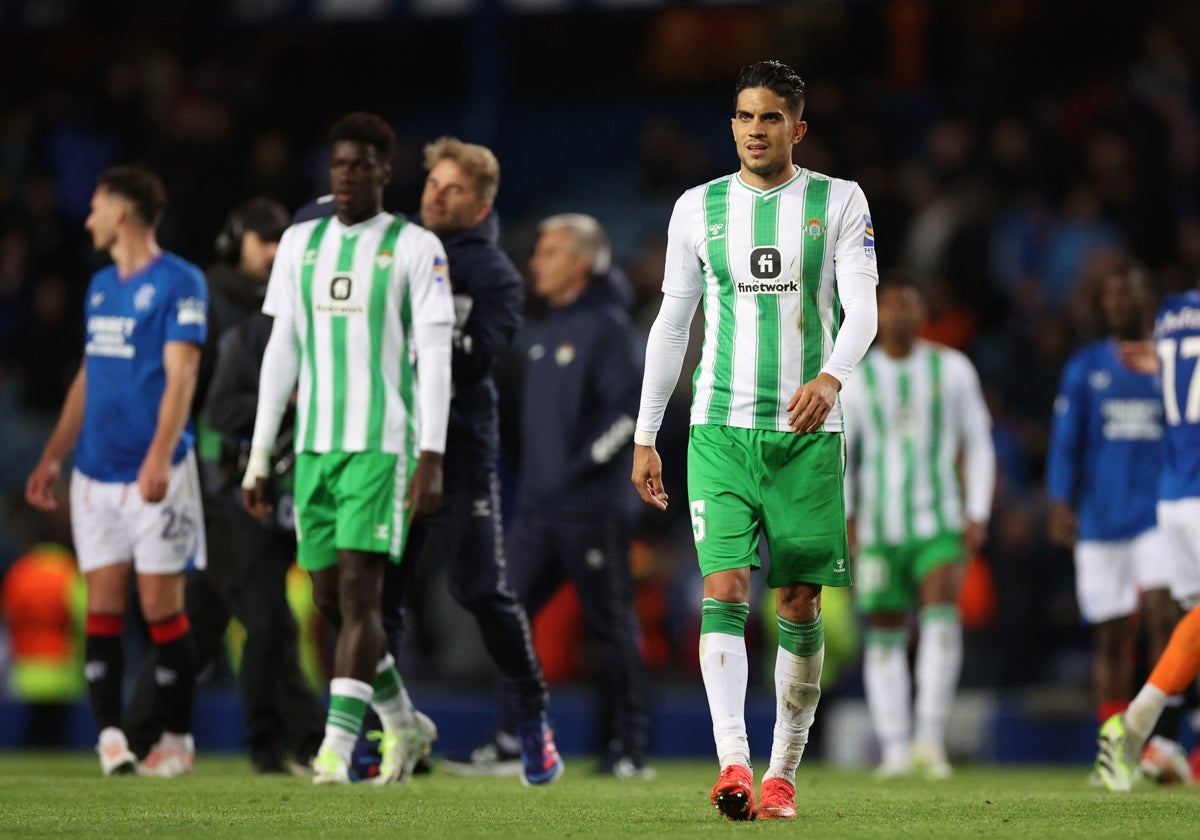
[
  {"xmin": 951, "ymin": 352, "xmax": 996, "ymax": 524},
  {"xmin": 635, "ymin": 291, "xmax": 700, "ymax": 442},
  {"xmin": 406, "ymin": 228, "xmax": 455, "ymax": 454},
  {"xmin": 820, "ymin": 183, "xmax": 879, "ymax": 386},
  {"xmin": 262, "ymin": 224, "xmax": 299, "ymax": 317},
  {"xmin": 251, "ymin": 266, "xmax": 300, "ymax": 451},
  {"xmin": 635, "ymin": 193, "xmax": 705, "ymax": 443}
]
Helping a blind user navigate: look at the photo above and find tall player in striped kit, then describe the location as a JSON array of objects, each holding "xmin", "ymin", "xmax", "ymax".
[
  {"xmin": 842, "ymin": 276, "xmax": 995, "ymax": 779},
  {"xmin": 242, "ymin": 113, "xmax": 454, "ymax": 785},
  {"xmin": 632, "ymin": 60, "xmax": 878, "ymax": 820}
]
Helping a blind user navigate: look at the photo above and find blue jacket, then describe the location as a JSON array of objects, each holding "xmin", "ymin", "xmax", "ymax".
[
  {"xmin": 517, "ymin": 275, "xmax": 643, "ymax": 516},
  {"xmin": 292, "ymin": 199, "xmax": 522, "ymax": 472}
]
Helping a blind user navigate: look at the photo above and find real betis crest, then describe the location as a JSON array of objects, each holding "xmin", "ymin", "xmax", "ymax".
[
  {"xmin": 806, "ymin": 218, "xmax": 824, "ymax": 240},
  {"xmin": 376, "ymin": 250, "xmax": 393, "ymax": 270}
]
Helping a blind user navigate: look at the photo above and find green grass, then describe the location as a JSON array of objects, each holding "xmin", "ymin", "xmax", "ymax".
[{"xmin": 0, "ymin": 753, "xmax": 1197, "ymax": 839}]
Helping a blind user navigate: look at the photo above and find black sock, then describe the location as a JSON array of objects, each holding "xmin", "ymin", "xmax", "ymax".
[
  {"xmin": 85, "ymin": 614, "xmax": 125, "ymax": 731},
  {"xmin": 149, "ymin": 614, "xmax": 196, "ymax": 735}
]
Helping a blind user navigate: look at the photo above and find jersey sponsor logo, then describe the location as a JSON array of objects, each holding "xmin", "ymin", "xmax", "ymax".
[
  {"xmin": 806, "ymin": 217, "xmax": 824, "ymax": 240},
  {"xmin": 834, "ymin": 557, "xmax": 847, "ymax": 574},
  {"xmin": 736, "ymin": 279, "xmax": 799, "ymax": 294},
  {"xmin": 1088, "ymin": 370, "xmax": 1112, "ymax": 390},
  {"xmin": 330, "ymin": 275, "xmax": 352, "ymax": 300},
  {"xmin": 374, "ymin": 523, "xmax": 390, "ymax": 541},
  {"xmin": 86, "ymin": 315, "xmax": 136, "ymax": 359},
  {"xmin": 555, "ymin": 342, "xmax": 576, "ymax": 366},
  {"xmin": 133, "ymin": 283, "xmax": 156, "ymax": 311},
  {"xmin": 707, "ymin": 222, "xmax": 725, "ymax": 239},
  {"xmin": 749, "ymin": 246, "xmax": 782, "ymax": 279},
  {"xmin": 1101, "ymin": 398, "xmax": 1163, "ymax": 440},
  {"xmin": 176, "ymin": 296, "xmax": 206, "ymax": 326},
  {"xmin": 863, "ymin": 214, "xmax": 875, "ymax": 257}
]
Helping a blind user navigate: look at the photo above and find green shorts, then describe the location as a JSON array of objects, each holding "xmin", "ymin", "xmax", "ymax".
[
  {"xmin": 292, "ymin": 451, "xmax": 411, "ymax": 571},
  {"xmin": 854, "ymin": 531, "xmax": 965, "ymax": 613},
  {"xmin": 687, "ymin": 425, "xmax": 850, "ymax": 588}
]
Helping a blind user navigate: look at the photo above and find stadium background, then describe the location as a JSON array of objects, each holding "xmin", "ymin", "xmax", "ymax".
[{"xmin": 1, "ymin": 0, "xmax": 1199, "ymax": 766}]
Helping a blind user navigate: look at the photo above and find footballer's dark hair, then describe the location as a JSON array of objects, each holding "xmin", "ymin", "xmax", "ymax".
[
  {"xmin": 329, "ymin": 111, "xmax": 397, "ymax": 163},
  {"xmin": 96, "ymin": 165, "xmax": 167, "ymax": 228},
  {"xmin": 735, "ymin": 60, "xmax": 807, "ymax": 119}
]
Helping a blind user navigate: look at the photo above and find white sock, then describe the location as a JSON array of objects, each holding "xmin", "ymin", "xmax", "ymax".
[
  {"xmin": 764, "ymin": 645, "xmax": 823, "ymax": 785},
  {"xmin": 1125, "ymin": 683, "xmax": 1170, "ymax": 745},
  {"xmin": 699, "ymin": 632, "xmax": 750, "ymax": 769},
  {"xmin": 371, "ymin": 653, "xmax": 416, "ymax": 731},
  {"xmin": 914, "ymin": 606, "xmax": 961, "ymax": 749},
  {"xmin": 864, "ymin": 629, "xmax": 911, "ymax": 766},
  {"xmin": 324, "ymin": 677, "xmax": 373, "ymax": 764}
]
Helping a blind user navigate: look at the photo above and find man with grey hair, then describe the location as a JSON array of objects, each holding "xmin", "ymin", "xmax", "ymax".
[{"xmin": 502, "ymin": 213, "xmax": 653, "ymax": 777}]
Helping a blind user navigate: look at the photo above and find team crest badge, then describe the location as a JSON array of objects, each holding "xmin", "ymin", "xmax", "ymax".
[
  {"xmin": 376, "ymin": 250, "xmax": 393, "ymax": 270},
  {"xmin": 806, "ymin": 218, "xmax": 824, "ymax": 240},
  {"xmin": 133, "ymin": 283, "xmax": 156, "ymax": 311},
  {"xmin": 555, "ymin": 343, "xmax": 576, "ymax": 366}
]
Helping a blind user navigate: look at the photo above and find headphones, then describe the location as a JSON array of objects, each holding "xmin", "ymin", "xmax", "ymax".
[{"xmin": 214, "ymin": 211, "xmax": 246, "ymax": 265}]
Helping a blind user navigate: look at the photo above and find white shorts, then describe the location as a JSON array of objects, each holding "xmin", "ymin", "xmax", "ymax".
[
  {"xmin": 1075, "ymin": 528, "xmax": 1173, "ymax": 624},
  {"xmin": 1157, "ymin": 499, "xmax": 1200, "ymax": 608},
  {"xmin": 70, "ymin": 451, "xmax": 207, "ymax": 575}
]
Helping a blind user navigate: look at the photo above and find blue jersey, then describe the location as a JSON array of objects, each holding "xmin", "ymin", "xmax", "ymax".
[
  {"xmin": 1046, "ymin": 339, "xmax": 1162, "ymax": 541},
  {"xmin": 1155, "ymin": 290, "xmax": 1200, "ymax": 501},
  {"xmin": 76, "ymin": 253, "xmax": 208, "ymax": 482}
]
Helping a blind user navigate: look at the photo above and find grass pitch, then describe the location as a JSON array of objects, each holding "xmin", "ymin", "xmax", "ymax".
[{"xmin": 0, "ymin": 753, "xmax": 1196, "ymax": 839}]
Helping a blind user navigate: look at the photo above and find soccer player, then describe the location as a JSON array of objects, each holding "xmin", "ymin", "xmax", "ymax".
[
  {"xmin": 242, "ymin": 112, "xmax": 454, "ymax": 785},
  {"xmin": 1095, "ymin": 282, "xmax": 1200, "ymax": 791},
  {"xmin": 631, "ymin": 60, "xmax": 878, "ymax": 820},
  {"xmin": 842, "ymin": 275, "xmax": 995, "ymax": 779},
  {"xmin": 1046, "ymin": 261, "xmax": 1178, "ymax": 763},
  {"xmin": 25, "ymin": 165, "xmax": 208, "ymax": 777}
]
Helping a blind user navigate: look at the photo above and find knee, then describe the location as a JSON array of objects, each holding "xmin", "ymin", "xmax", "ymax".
[
  {"xmin": 337, "ymin": 567, "xmax": 380, "ymax": 620},
  {"xmin": 311, "ymin": 584, "xmax": 340, "ymax": 625}
]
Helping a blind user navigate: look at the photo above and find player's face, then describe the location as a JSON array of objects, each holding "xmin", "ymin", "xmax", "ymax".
[
  {"xmin": 329, "ymin": 140, "xmax": 390, "ymax": 224},
  {"xmin": 732, "ymin": 87, "xmax": 807, "ymax": 189},
  {"xmin": 421, "ymin": 159, "xmax": 490, "ymax": 235},
  {"xmin": 1100, "ymin": 273, "xmax": 1150, "ymax": 339},
  {"xmin": 84, "ymin": 188, "xmax": 122, "ymax": 252},
  {"xmin": 877, "ymin": 285, "xmax": 924, "ymax": 346},
  {"xmin": 530, "ymin": 226, "xmax": 589, "ymax": 306},
  {"xmin": 239, "ymin": 230, "xmax": 278, "ymax": 281}
]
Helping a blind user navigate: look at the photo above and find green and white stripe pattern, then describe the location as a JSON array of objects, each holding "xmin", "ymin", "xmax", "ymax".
[
  {"xmin": 267, "ymin": 212, "xmax": 443, "ymax": 455},
  {"xmin": 674, "ymin": 168, "xmax": 871, "ymax": 432},
  {"xmin": 843, "ymin": 341, "xmax": 991, "ymax": 545}
]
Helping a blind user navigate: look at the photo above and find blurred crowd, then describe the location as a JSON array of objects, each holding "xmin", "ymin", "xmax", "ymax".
[{"xmin": 3, "ymin": 0, "xmax": 1200, "ymax": 712}]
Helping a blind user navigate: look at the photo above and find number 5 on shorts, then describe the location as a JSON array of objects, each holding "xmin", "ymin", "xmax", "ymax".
[{"xmin": 690, "ymin": 499, "xmax": 706, "ymax": 543}]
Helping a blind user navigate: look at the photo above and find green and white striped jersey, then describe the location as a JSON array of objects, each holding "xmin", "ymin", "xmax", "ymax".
[
  {"xmin": 663, "ymin": 167, "xmax": 878, "ymax": 432},
  {"xmin": 842, "ymin": 340, "xmax": 996, "ymax": 546},
  {"xmin": 256, "ymin": 212, "xmax": 455, "ymax": 455}
]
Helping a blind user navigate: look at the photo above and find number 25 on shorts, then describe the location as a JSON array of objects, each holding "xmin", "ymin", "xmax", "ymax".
[{"xmin": 691, "ymin": 499, "xmax": 706, "ymax": 543}]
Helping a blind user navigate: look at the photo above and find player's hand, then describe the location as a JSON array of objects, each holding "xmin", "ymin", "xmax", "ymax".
[
  {"xmin": 1117, "ymin": 340, "xmax": 1159, "ymax": 374},
  {"xmin": 786, "ymin": 372, "xmax": 841, "ymax": 434},
  {"xmin": 25, "ymin": 458, "xmax": 62, "ymax": 512},
  {"xmin": 241, "ymin": 446, "xmax": 274, "ymax": 519},
  {"xmin": 405, "ymin": 450, "xmax": 444, "ymax": 519},
  {"xmin": 1046, "ymin": 501, "xmax": 1076, "ymax": 549},
  {"xmin": 138, "ymin": 452, "xmax": 171, "ymax": 503},
  {"xmin": 964, "ymin": 520, "xmax": 987, "ymax": 555},
  {"xmin": 631, "ymin": 444, "xmax": 668, "ymax": 510}
]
